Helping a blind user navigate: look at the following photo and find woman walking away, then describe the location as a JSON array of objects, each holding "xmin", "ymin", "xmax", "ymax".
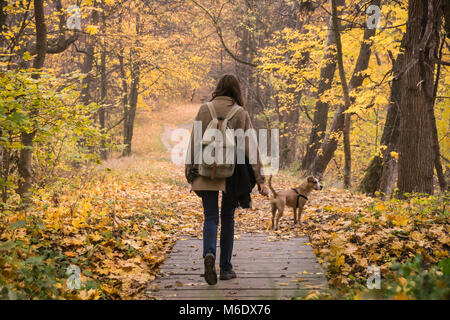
[{"xmin": 185, "ymin": 74, "xmax": 269, "ymax": 285}]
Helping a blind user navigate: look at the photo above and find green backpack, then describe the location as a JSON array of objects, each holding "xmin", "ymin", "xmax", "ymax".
[{"xmin": 199, "ymin": 101, "xmax": 242, "ymax": 179}]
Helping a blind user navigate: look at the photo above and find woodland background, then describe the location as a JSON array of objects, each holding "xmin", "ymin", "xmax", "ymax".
[{"xmin": 0, "ymin": 0, "xmax": 449, "ymax": 299}]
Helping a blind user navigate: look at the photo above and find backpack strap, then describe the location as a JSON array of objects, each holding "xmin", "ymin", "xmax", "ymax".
[
  {"xmin": 225, "ymin": 104, "xmax": 242, "ymax": 121},
  {"xmin": 205, "ymin": 102, "xmax": 219, "ymax": 179},
  {"xmin": 221, "ymin": 104, "xmax": 242, "ymax": 132},
  {"xmin": 206, "ymin": 102, "xmax": 217, "ymax": 120}
]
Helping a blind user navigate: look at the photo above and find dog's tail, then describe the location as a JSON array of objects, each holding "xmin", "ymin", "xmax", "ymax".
[{"xmin": 268, "ymin": 175, "xmax": 278, "ymax": 198}]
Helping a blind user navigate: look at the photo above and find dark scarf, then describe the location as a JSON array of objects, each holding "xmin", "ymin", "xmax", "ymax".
[{"xmin": 225, "ymin": 157, "xmax": 257, "ymax": 209}]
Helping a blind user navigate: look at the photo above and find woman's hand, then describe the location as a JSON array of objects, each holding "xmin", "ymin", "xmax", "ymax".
[{"xmin": 258, "ymin": 183, "xmax": 269, "ymax": 197}]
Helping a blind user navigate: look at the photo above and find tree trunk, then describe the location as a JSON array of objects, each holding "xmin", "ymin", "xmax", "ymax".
[
  {"xmin": 30, "ymin": 0, "xmax": 47, "ymax": 75},
  {"xmin": 118, "ymin": 50, "xmax": 129, "ymax": 155},
  {"xmin": 397, "ymin": 0, "xmax": 442, "ymax": 196},
  {"xmin": 279, "ymin": 102, "xmax": 300, "ymax": 168},
  {"xmin": 311, "ymin": 0, "xmax": 380, "ymax": 179},
  {"xmin": 17, "ymin": 0, "xmax": 47, "ymax": 202},
  {"xmin": 279, "ymin": 20, "xmax": 309, "ymax": 168},
  {"xmin": 331, "ymin": 0, "xmax": 352, "ymax": 188},
  {"xmin": 343, "ymin": 113, "xmax": 351, "ymax": 188},
  {"xmin": 359, "ymin": 44, "xmax": 404, "ymax": 196},
  {"xmin": 79, "ymin": 3, "xmax": 99, "ymax": 106},
  {"xmin": 80, "ymin": 43, "xmax": 95, "ymax": 105},
  {"xmin": 430, "ymin": 36, "xmax": 448, "ymax": 192},
  {"xmin": 99, "ymin": 48, "xmax": 107, "ymax": 159},
  {"xmin": 0, "ymin": 0, "xmax": 6, "ymax": 47},
  {"xmin": 241, "ymin": 26, "xmax": 261, "ymax": 123},
  {"xmin": 302, "ymin": 1, "xmax": 342, "ymax": 171},
  {"xmin": 122, "ymin": 13, "xmax": 141, "ymax": 157},
  {"xmin": 123, "ymin": 73, "xmax": 139, "ymax": 157},
  {"xmin": 71, "ymin": 7, "xmax": 98, "ymax": 167},
  {"xmin": 443, "ymin": 1, "xmax": 450, "ymax": 37},
  {"xmin": 99, "ymin": 0, "xmax": 107, "ymax": 160}
]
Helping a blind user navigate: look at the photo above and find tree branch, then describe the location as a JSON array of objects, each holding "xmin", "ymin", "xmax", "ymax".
[{"xmin": 190, "ymin": 0, "xmax": 257, "ymax": 67}]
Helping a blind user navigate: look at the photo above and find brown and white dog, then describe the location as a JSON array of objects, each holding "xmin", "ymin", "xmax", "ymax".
[{"xmin": 268, "ymin": 175, "xmax": 323, "ymax": 230}]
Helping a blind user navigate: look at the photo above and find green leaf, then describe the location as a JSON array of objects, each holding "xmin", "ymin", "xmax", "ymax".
[
  {"xmin": 0, "ymin": 241, "xmax": 18, "ymax": 250},
  {"xmin": 438, "ymin": 258, "xmax": 450, "ymax": 276},
  {"xmin": 8, "ymin": 219, "xmax": 26, "ymax": 230},
  {"xmin": 8, "ymin": 111, "xmax": 27, "ymax": 124},
  {"xmin": 25, "ymin": 256, "xmax": 44, "ymax": 265}
]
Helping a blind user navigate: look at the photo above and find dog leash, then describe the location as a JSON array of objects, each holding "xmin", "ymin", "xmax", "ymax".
[{"xmin": 291, "ymin": 188, "xmax": 308, "ymax": 211}]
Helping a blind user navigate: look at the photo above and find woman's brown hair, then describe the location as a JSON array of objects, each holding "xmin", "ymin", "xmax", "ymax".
[{"xmin": 211, "ymin": 74, "xmax": 245, "ymax": 107}]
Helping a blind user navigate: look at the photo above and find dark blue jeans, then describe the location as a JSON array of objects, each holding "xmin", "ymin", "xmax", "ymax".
[{"xmin": 196, "ymin": 190, "xmax": 236, "ymax": 271}]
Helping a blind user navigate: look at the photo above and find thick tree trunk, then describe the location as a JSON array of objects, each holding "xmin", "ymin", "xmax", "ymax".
[
  {"xmin": 397, "ymin": 0, "xmax": 442, "ymax": 196},
  {"xmin": 17, "ymin": 0, "xmax": 47, "ymax": 201},
  {"xmin": 311, "ymin": 0, "xmax": 379, "ymax": 179}
]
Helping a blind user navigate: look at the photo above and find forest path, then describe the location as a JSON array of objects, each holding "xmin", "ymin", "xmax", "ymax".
[{"xmin": 147, "ymin": 234, "xmax": 329, "ymax": 300}]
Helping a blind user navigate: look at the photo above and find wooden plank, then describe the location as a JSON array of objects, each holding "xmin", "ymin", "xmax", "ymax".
[
  {"xmin": 147, "ymin": 234, "xmax": 328, "ymax": 300},
  {"xmin": 168, "ymin": 249, "xmax": 318, "ymax": 256},
  {"xmin": 151, "ymin": 277, "xmax": 327, "ymax": 289},
  {"xmin": 162, "ymin": 256, "xmax": 322, "ymax": 263},
  {"xmin": 162, "ymin": 259, "xmax": 321, "ymax": 273},
  {"xmin": 169, "ymin": 249, "xmax": 317, "ymax": 254},
  {"xmin": 156, "ymin": 272, "xmax": 325, "ymax": 279},
  {"xmin": 148, "ymin": 290, "xmax": 325, "ymax": 300},
  {"xmin": 173, "ymin": 242, "xmax": 313, "ymax": 249},
  {"xmin": 148, "ymin": 289, "xmax": 315, "ymax": 300}
]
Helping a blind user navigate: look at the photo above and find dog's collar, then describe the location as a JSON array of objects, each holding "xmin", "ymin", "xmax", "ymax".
[{"xmin": 292, "ymin": 188, "xmax": 308, "ymax": 201}]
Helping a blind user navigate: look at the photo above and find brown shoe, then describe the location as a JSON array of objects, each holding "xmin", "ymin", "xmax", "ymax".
[
  {"xmin": 204, "ymin": 253, "xmax": 217, "ymax": 285},
  {"xmin": 220, "ymin": 269, "xmax": 237, "ymax": 280}
]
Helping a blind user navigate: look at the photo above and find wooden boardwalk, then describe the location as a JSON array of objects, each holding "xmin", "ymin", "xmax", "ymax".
[{"xmin": 147, "ymin": 234, "xmax": 329, "ymax": 300}]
